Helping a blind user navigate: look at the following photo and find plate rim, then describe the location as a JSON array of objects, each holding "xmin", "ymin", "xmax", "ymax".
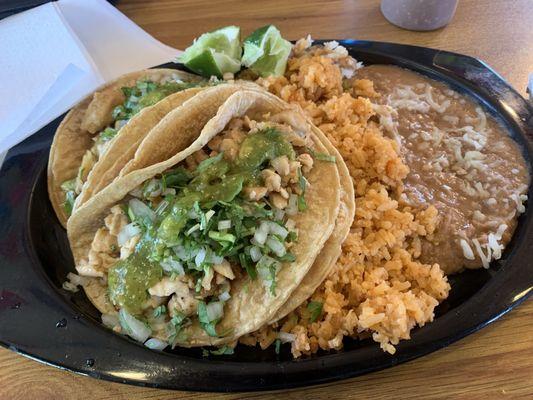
[{"xmin": 0, "ymin": 39, "xmax": 531, "ymax": 392}]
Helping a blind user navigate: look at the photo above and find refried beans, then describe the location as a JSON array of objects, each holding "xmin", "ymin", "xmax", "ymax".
[{"xmin": 356, "ymin": 65, "xmax": 529, "ymax": 274}]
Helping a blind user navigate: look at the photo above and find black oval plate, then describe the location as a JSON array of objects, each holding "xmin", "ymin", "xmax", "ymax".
[{"xmin": 0, "ymin": 41, "xmax": 532, "ymax": 392}]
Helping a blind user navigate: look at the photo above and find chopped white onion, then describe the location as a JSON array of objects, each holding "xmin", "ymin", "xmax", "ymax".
[
  {"xmin": 206, "ymin": 301, "xmax": 224, "ymax": 321},
  {"xmin": 129, "ymin": 198, "xmax": 155, "ymax": 223},
  {"xmin": 209, "ymin": 253, "xmax": 224, "ymax": 265},
  {"xmin": 218, "ymin": 291, "xmax": 231, "ymax": 302},
  {"xmin": 266, "ymin": 236, "xmax": 286, "ymax": 257},
  {"xmin": 143, "ymin": 178, "xmax": 162, "ymax": 198},
  {"xmin": 160, "ymin": 258, "xmax": 185, "ymax": 275},
  {"xmin": 115, "ymin": 119, "xmax": 127, "ymax": 130},
  {"xmin": 144, "ymin": 337, "xmax": 168, "ymax": 350},
  {"xmin": 154, "ymin": 200, "xmax": 169, "ymax": 215},
  {"xmin": 266, "ymin": 222, "xmax": 288, "ymax": 239},
  {"xmin": 162, "ymin": 188, "xmax": 176, "ymax": 196},
  {"xmin": 186, "ymin": 223, "xmax": 200, "ymax": 235},
  {"xmin": 173, "ymin": 245, "xmax": 188, "ymax": 260},
  {"xmin": 218, "ymin": 220, "xmax": 232, "ymax": 230},
  {"xmin": 118, "ymin": 309, "xmax": 151, "ymax": 343},
  {"xmin": 256, "ymin": 255, "xmax": 277, "ymax": 281},
  {"xmin": 117, "ymin": 222, "xmax": 142, "ymax": 246},
  {"xmin": 460, "ymin": 239, "xmax": 475, "ymax": 260},
  {"xmin": 274, "ymin": 209, "xmax": 285, "ymax": 221},
  {"xmin": 195, "ymin": 247, "xmax": 207, "ymax": 267},
  {"xmin": 277, "ymin": 332, "xmax": 296, "ymax": 343},
  {"xmin": 66, "ymin": 272, "xmax": 88, "ymax": 287},
  {"xmin": 250, "ymin": 246, "xmax": 262, "ymax": 262},
  {"xmin": 286, "ymin": 194, "xmax": 298, "ymax": 215},
  {"xmin": 101, "ymin": 313, "xmax": 119, "ymax": 329},
  {"xmin": 253, "ymin": 221, "xmax": 270, "ymax": 245},
  {"xmin": 62, "ymin": 281, "xmax": 79, "ymax": 293},
  {"xmin": 205, "ymin": 210, "xmax": 216, "ymax": 223}
]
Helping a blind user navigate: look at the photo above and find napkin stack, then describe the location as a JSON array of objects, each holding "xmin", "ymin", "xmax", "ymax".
[{"xmin": 0, "ymin": 0, "xmax": 182, "ymax": 161}]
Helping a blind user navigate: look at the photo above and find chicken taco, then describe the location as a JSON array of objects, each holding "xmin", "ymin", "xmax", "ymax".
[
  {"xmin": 66, "ymin": 88, "xmax": 345, "ymax": 348},
  {"xmin": 48, "ymin": 68, "xmax": 205, "ymax": 227}
]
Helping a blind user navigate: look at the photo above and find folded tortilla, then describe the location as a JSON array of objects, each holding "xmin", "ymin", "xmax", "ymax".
[
  {"xmin": 48, "ymin": 68, "xmax": 202, "ymax": 227},
  {"xmin": 77, "ymin": 82, "xmax": 262, "ymax": 212},
  {"xmin": 269, "ymin": 123, "xmax": 355, "ymax": 323},
  {"xmin": 67, "ymin": 87, "xmax": 342, "ymax": 346}
]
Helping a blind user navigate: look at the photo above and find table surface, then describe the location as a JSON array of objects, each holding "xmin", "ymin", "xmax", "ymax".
[{"xmin": 1, "ymin": 0, "xmax": 532, "ymax": 398}]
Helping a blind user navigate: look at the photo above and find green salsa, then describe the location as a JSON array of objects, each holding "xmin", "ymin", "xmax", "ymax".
[
  {"xmin": 113, "ymin": 81, "xmax": 203, "ymax": 122},
  {"xmin": 235, "ymin": 128, "xmax": 295, "ymax": 171},
  {"xmin": 107, "ymin": 128, "xmax": 296, "ymax": 315},
  {"xmin": 108, "ymin": 242, "xmax": 163, "ymax": 315}
]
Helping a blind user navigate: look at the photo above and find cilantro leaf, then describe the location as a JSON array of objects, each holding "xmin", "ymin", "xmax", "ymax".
[
  {"xmin": 277, "ymin": 252, "xmax": 296, "ymax": 262},
  {"xmin": 153, "ymin": 305, "xmax": 167, "ymax": 318},
  {"xmin": 197, "ymin": 301, "xmax": 219, "ymax": 337},
  {"xmin": 306, "ymin": 147, "xmax": 336, "ymax": 163},
  {"xmin": 274, "ymin": 338, "xmax": 281, "ymax": 354},
  {"xmin": 202, "ymin": 346, "xmax": 235, "ymax": 356},
  {"xmin": 239, "ymin": 252, "xmax": 257, "ymax": 279},
  {"xmin": 162, "ymin": 167, "xmax": 192, "ymax": 189},
  {"xmin": 307, "ymin": 301, "xmax": 323, "ymax": 323},
  {"xmin": 63, "ymin": 190, "xmax": 76, "ymax": 215},
  {"xmin": 297, "ymin": 195, "xmax": 307, "ymax": 211},
  {"xmin": 99, "ymin": 127, "xmax": 118, "ymax": 142}
]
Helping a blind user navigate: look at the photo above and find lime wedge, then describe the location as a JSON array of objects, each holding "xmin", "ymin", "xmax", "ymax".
[
  {"xmin": 179, "ymin": 26, "xmax": 242, "ymax": 78},
  {"xmin": 242, "ymin": 25, "xmax": 292, "ymax": 77}
]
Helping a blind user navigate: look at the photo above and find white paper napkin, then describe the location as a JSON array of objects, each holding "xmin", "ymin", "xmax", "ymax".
[{"xmin": 0, "ymin": 0, "xmax": 181, "ymax": 160}]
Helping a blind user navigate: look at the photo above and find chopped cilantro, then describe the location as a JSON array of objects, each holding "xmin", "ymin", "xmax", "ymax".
[
  {"xmin": 195, "ymin": 278, "xmax": 203, "ymax": 293},
  {"xmin": 298, "ymin": 170, "xmax": 306, "ymax": 193},
  {"xmin": 277, "ymin": 252, "xmax": 296, "ymax": 262},
  {"xmin": 287, "ymin": 231, "xmax": 298, "ymax": 243},
  {"xmin": 274, "ymin": 338, "xmax": 281, "ymax": 354},
  {"xmin": 112, "ymin": 79, "xmax": 202, "ymax": 122},
  {"xmin": 306, "ymin": 147, "xmax": 336, "ymax": 163},
  {"xmin": 127, "ymin": 206, "xmax": 136, "ymax": 223},
  {"xmin": 268, "ymin": 263, "xmax": 278, "ymax": 295},
  {"xmin": 63, "ymin": 190, "xmax": 76, "ymax": 215},
  {"xmin": 167, "ymin": 312, "xmax": 189, "ymax": 344},
  {"xmin": 195, "ymin": 152, "xmax": 224, "ymax": 173},
  {"xmin": 153, "ymin": 305, "xmax": 167, "ymax": 318},
  {"xmin": 208, "ymin": 231, "xmax": 236, "ymax": 244},
  {"xmin": 99, "ymin": 127, "xmax": 118, "ymax": 142},
  {"xmin": 314, "ymin": 153, "xmax": 336, "ymax": 162},
  {"xmin": 215, "ymin": 345, "xmax": 235, "ymax": 355},
  {"xmin": 197, "ymin": 301, "xmax": 219, "ymax": 337},
  {"xmin": 60, "ymin": 179, "xmax": 76, "ymax": 192},
  {"xmin": 307, "ymin": 301, "xmax": 323, "ymax": 323},
  {"xmin": 120, "ymin": 203, "xmax": 130, "ymax": 220},
  {"xmin": 171, "ymin": 313, "xmax": 186, "ymax": 327},
  {"xmin": 297, "ymin": 168, "xmax": 307, "ymax": 211},
  {"xmin": 202, "ymin": 345, "xmax": 235, "ymax": 357},
  {"xmin": 297, "ymin": 195, "xmax": 307, "ymax": 211},
  {"xmin": 162, "ymin": 167, "xmax": 192, "ymax": 189},
  {"xmin": 239, "ymin": 252, "xmax": 257, "ymax": 279}
]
